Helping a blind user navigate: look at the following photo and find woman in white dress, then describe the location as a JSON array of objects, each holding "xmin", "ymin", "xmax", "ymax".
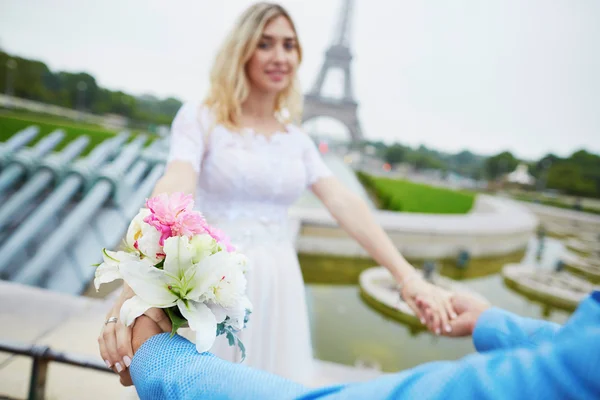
[{"xmin": 99, "ymin": 2, "xmax": 455, "ymax": 386}]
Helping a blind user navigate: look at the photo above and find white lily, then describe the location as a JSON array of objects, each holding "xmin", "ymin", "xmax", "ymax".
[
  {"xmin": 94, "ymin": 249, "xmax": 148, "ymax": 291},
  {"xmin": 119, "ymin": 236, "xmax": 247, "ymax": 352},
  {"xmin": 125, "ymin": 208, "xmax": 163, "ymax": 264},
  {"xmin": 204, "ymin": 254, "xmax": 252, "ymax": 330},
  {"xmin": 208, "ymin": 295, "xmax": 252, "ymax": 330},
  {"xmin": 231, "ymin": 252, "xmax": 251, "ymax": 274},
  {"xmin": 189, "ymin": 233, "xmax": 219, "ymax": 264}
]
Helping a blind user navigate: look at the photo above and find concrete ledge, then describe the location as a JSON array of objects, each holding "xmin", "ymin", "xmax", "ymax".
[
  {"xmin": 293, "ymin": 195, "xmax": 537, "ymax": 259},
  {"xmin": 520, "ymin": 201, "xmax": 600, "ymax": 229}
]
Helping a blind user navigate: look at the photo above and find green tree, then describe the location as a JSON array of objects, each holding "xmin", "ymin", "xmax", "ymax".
[
  {"xmin": 546, "ymin": 164, "xmax": 596, "ymax": 196},
  {"xmin": 384, "ymin": 144, "xmax": 407, "ymax": 165},
  {"xmin": 484, "ymin": 151, "xmax": 519, "ymax": 179},
  {"xmin": 0, "ymin": 50, "xmax": 183, "ymax": 127}
]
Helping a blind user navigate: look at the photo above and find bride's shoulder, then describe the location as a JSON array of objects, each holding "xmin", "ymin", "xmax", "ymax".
[
  {"xmin": 176, "ymin": 101, "xmax": 215, "ymax": 129},
  {"xmin": 177, "ymin": 101, "xmax": 209, "ymax": 117},
  {"xmin": 287, "ymin": 125, "xmax": 317, "ymax": 147}
]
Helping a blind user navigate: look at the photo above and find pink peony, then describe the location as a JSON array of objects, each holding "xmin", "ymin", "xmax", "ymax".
[
  {"xmin": 204, "ymin": 225, "xmax": 236, "ymax": 252},
  {"xmin": 146, "ymin": 193, "xmax": 194, "ymax": 222},
  {"xmin": 144, "ymin": 192, "xmax": 208, "ymax": 245},
  {"xmin": 172, "ymin": 211, "xmax": 207, "ymax": 238}
]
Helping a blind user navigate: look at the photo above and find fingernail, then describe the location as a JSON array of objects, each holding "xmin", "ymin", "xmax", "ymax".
[
  {"xmin": 115, "ymin": 362, "xmax": 123, "ymax": 373},
  {"xmin": 104, "ymin": 360, "xmax": 111, "ymax": 368},
  {"xmin": 420, "ymin": 318, "xmax": 426, "ymax": 324},
  {"xmin": 435, "ymin": 328, "xmax": 441, "ymax": 335},
  {"xmin": 445, "ymin": 325, "xmax": 452, "ymax": 333},
  {"xmin": 123, "ymin": 356, "xmax": 132, "ymax": 367},
  {"xmin": 451, "ymin": 313, "xmax": 457, "ymax": 319}
]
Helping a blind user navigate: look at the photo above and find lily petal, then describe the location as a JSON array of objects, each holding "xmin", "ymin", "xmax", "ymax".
[
  {"xmin": 187, "ymin": 252, "xmax": 234, "ymax": 301},
  {"xmin": 163, "ymin": 236, "xmax": 194, "ymax": 278},
  {"xmin": 120, "ymin": 296, "xmax": 154, "ymax": 326},
  {"xmin": 94, "ymin": 262, "xmax": 120, "ymax": 290},
  {"xmin": 136, "ymin": 222, "xmax": 164, "ymax": 264},
  {"xmin": 103, "ymin": 249, "xmax": 140, "ymax": 264},
  {"xmin": 227, "ymin": 296, "xmax": 253, "ymax": 330},
  {"xmin": 120, "ymin": 260, "xmax": 176, "ymax": 306},
  {"xmin": 207, "ymin": 302, "xmax": 227, "ymax": 324},
  {"xmin": 177, "ymin": 299, "xmax": 217, "ymax": 353},
  {"xmin": 125, "ymin": 209, "xmax": 150, "ymax": 249}
]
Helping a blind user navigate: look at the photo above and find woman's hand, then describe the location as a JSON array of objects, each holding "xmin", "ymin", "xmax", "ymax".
[
  {"xmin": 98, "ymin": 285, "xmax": 172, "ymax": 382},
  {"xmin": 116, "ymin": 315, "xmax": 165, "ymax": 387},
  {"xmin": 401, "ymin": 276, "xmax": 456, "ymax": 335}
]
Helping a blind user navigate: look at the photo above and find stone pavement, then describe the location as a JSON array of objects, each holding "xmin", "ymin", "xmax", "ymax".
[{"xmin": 0, "ymin": 281, "xmax": 125, "ymax": 400}]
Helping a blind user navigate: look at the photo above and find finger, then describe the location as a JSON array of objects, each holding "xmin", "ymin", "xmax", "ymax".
[
  {"xmin": 444, "ymin": 295, "xmax": 458, "ymax": 320},
  {"xmin": 437, "ymin": 298, "xmax": 452, "ymax": 334},
  {"xmin": 115, "ymin": 321, "xmax": 133, "ymax": 369},
  {"xmin": 102, "ymin": 323, "xmax": 124, "ymax": 373},
  {"xmin": 424, "ymin": 307, "xmax": 436, "ymax": 332},
  {"xmin": 119, "ymin": 369, "xmax": 133, "ymax": 387},
  {"xmin": 404, "ymin": 292, "xmax": 428, "ymax": 325},
  {"xmin": 415, "ymin": 295, "xmax": 434, "ymax": 310},
  {"xmin": 417, "ymin": 296, "xmax": 436, "ymax": 325},
  {"xmin": 429, "ymin": 304, "xmax": 441, "ymax": 335},
  {"xmin": 97, "ymin": 331, "xmax": 112, "ymax": 370},
  {"xmin": 145, "ymin": 308, "xmax": 172, "ymax": 333},
  {"xmin": 448, "ymin": 314, "xmax": 474, "ymax": 337},
  {"xmin": 413, "ymin": 296, "xmax": 428, "ymax": 324}
]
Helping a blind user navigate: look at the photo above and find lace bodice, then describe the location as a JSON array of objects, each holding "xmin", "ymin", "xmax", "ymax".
[{"xmin": 167, "ymin": 102, "xmax": 332, "ymax": 224}]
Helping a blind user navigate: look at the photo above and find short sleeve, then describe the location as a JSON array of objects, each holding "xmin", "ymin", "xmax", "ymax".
[
  {"xmin": 167, "ymin": 102, "xmax": 207, "ymax": 173},
  {"xmin": 302, "ymin": 134, "xmax": 333, "ymax": 187}
]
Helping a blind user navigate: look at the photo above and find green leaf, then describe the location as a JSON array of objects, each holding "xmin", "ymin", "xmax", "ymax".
[
  {"xmin": 102, "ymin": 248, "xmax": 119, "ymax": 262},
  {"xmin": 222, "ymin": 326, "xmax": 247, "ymax": 362},
  {"xmin": 226, "ymin": 331, "xmax": 235, "ymax": 346},
  {"xmin": 91, "ymin": 263, "xmax": 100, "ymax": 267},
  {"xmin": 154, "ymin": 259, "xmax": 165, "ymax": 270},
  {"xmin": 165, "ymin": 306, "xmax": 187, "ymax": 337},
  {"xmin": 237, "ymin": 337, "xmax": 246, "ymax": 362},
  {"xmin": 216, "ymin": 321, "xmax": 226, "ymax": 336}
]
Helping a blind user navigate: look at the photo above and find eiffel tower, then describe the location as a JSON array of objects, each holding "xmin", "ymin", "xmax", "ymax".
[{"xmin": 303, "ymin": 0, "xmax": 363, "ymax": 142}]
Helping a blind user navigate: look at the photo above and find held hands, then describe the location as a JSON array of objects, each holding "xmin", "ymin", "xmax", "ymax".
[
  {"xmin": 115, "ymin": 315, "xmax": 165, "ymax": 387},
  {"xmin": 98, "ymin": 286, "xmax": 171, "ymax": 386},
  {"xmin": 444, "ymin": 292, "xmax": 491, "ymax": 337},
  {"xmin": 413, "ymin": 290, "xmax": 491, "ymax": 337},
  {"xmin": 401, "ymin": 275, "xmax": 456, "ymax": 335}
]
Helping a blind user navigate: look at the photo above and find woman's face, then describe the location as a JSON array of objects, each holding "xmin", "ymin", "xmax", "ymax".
[{"xmin": 246, "ymin": 15, "xmax": 299, "ymax": 95}]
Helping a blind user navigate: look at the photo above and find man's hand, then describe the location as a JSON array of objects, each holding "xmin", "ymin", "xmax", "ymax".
[
  {"xmin": 118, "ymin": 315, "xmax": 167, "ymax": 386},
  {"xmin": 132, "ymin": 315, "xmax": 164, "ymax": 353},
  {"xmin": 443, "ymin": 292, "xmax": 491, "ymax": 337}
]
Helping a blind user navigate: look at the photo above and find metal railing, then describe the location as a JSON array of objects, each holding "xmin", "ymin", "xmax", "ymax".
[{"xmin": 0, "ymin": 340, "xmax": 113, "ymax": 400}]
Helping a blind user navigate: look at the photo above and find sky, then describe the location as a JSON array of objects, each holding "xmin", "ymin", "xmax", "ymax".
[{"xmin": 1, "ymin": 0, "xmax": 599, "ymax": 160}]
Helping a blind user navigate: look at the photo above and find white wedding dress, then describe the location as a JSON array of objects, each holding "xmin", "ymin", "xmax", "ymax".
[{"xmin": 167, "ymin": 101, "xmax": 332, "ymax": 384}]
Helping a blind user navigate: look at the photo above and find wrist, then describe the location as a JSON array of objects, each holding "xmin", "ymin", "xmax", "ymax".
[
  {"xmin": 389, "ymin": 259, "xmax": 421, "ymax": 286},
  {"xmin": 471, "ymin": 306, "xmax": 492, "ymax": 333},
  {"xmin": 120, "ymin": 285, "xmax": 134, "ymax": 300},
  {"xmin": 132, "ymin": 316, "xmax": 162, "ymax": 353},
  {"xmin": 398, "ymin": 272, "xmax": 422, "ymax": 287}
]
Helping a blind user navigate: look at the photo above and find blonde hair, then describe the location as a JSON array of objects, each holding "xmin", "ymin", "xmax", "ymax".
[{"xmin": 204, "ymin": 2, "xmax": 303, "ymax": 130}]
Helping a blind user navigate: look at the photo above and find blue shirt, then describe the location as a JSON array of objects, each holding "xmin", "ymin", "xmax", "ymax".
[{"xmin": 131, "ymin": 291, "xmax": 600, "ymax": 399}]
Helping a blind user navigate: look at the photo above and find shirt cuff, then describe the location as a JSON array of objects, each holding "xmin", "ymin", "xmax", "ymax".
[
  {"xmin": 130, "ymin": 333, "xmax": 196, "ymax": 384},
  {"xmin": 472, "ymin": 307, "xmax": 510, "ymax": 352}
]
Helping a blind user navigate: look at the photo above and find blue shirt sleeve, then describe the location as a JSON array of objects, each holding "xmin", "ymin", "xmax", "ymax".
[
  {"xmin": 131, "ymin": 299, "xmax": 599, "ymax": 400},
  {"xmin": 473, "ymin": 308, "xmax": 561, "ymax": 352},
  {"xmin": 130, "ymin": 333, "xmax": 308, "ymax": 400}
]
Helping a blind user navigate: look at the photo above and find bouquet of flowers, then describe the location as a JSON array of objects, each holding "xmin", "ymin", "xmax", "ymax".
[{"xmin": 94, "ymin": 192, "xmax": 252, "ymax": 357}]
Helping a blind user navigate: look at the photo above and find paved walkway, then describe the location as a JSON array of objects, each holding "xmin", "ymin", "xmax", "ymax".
[
  {"xmin": 0, "ymin": 281, "xmax": 380, "ymax": 399},
  {"xmin": 0, "ymin": 281, "xmax": 124, "ymax": 399}
]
